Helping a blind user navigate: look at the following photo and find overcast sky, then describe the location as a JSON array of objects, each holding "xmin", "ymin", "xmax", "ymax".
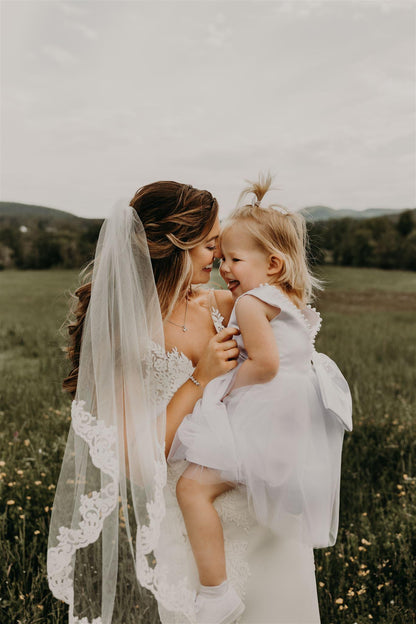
[{"xmin": 1, "ymin": 0, "xmax": 415, "ymax": 219}]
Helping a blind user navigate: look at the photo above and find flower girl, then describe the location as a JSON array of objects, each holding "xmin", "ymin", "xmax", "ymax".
[{"xmin": 169, "ymin": 175, "xmax": 352, "ymax": 624}]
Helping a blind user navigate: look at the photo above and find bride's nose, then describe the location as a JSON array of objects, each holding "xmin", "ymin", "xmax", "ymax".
[{"xmin": 212, "ymin": 242, "xmax": 221, "ymax": 259}]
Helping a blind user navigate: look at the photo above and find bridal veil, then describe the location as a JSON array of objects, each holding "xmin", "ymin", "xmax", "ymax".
[{"xmin": 47, "ymin": 204, "xmax": 195, "ymax": 623}]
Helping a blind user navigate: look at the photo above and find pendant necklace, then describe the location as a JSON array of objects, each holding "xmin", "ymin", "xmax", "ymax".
[{"xmin": 167, "ymin": 292, "xmax": 189, "ymax": 332}]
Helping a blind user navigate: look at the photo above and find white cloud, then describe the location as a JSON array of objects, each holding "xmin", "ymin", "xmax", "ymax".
[
  {"xmin": 56, "ymin": 2, "xmax": 89, "ymax": 18},
  {"xmin": 71, "ymin": 22, "xmax": 98, "ymax": 41},
  {"xmin": 42, "ymin": 44, "xmax": 78, "ymax": 66},
  {"xmin": 206, "ymin": 13, "xmax": 232, "ymax": 47},
  {"xmin": 1, "ymin": 1, "xmax": 414, "ymax": 217}
]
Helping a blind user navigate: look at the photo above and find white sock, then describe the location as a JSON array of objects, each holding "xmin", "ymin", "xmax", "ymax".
[{"xmin": 199, "ymin": 579, "xmax": 229, "ymax": 598}]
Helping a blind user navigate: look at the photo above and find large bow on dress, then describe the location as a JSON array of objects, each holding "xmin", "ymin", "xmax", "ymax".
[{"xmin": 311, "ymin": 352, "xmax": 353, "ymax": 432}]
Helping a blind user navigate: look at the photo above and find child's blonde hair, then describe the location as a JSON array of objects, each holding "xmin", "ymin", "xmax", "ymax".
[{"xmin": 222, "ymin": 173, "xmax": 322, "ymax": 305}]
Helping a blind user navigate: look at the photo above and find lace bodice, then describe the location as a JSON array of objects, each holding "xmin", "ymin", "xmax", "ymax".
[
  {"xmin": 150, "ymin": 343, "xmax": 196, "ymax": 407},
  {"xmin": 150, "ymin": 298, "xmax": 225, "ymax": 405}
]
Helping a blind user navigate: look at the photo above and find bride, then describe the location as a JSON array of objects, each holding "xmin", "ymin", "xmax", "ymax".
[{"xmin": 47, "ymin": 180, "xmax": 320, "ymax": 624}]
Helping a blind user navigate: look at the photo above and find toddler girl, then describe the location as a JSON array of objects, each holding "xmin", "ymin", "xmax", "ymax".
[{"xmin": 169, "ymin": 175, "xmax": 352, "ymax": 624}]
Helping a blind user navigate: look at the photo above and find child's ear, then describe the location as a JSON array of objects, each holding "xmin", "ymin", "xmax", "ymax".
[{"xmin": 267, "ymin": 254, "xmax": 283, "ymax": 276}]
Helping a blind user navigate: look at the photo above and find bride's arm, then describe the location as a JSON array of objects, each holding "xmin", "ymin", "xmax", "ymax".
[{"xmin": 165, "ymin": 326, "xmax": 240, "ymax": 457}]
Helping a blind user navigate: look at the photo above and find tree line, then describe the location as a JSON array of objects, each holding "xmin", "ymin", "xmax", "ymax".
[
  {"xmin": 0, "ymin": 217, "xmax": 103, "ymax": 270},
  {"xmin": 307, "ymin": 210, "xmax": 416, "ymax": 270},
  {"xmin": 0, "ymin": 210, "xmax": 415, "ymax": 271}
]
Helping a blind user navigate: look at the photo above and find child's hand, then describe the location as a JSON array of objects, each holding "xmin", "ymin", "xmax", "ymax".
[{"xmin": 193, "ymin": 327, "xmax": 240, "ymax": 386}]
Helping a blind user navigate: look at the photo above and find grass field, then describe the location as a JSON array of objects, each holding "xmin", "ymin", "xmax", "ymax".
[{"xmin": 0, "ymin": 267, "xmax": 415, "ymax": 624}]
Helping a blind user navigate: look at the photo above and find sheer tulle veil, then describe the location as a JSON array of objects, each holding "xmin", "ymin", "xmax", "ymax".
[{"xmin": 47, "ymin": 203, "xmax": 194, "ymax": 623}]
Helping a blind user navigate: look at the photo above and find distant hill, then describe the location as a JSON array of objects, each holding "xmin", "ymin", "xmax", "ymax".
[
  {"xmin": 0, "ymin": 201, "xmax": 87, "ymax": 222},
  {"xmin": 300, "ymin": 205, "xmax": 412, "ymax": 222},
  {"xmin": 2, "ymin": 200, "xmax": 413, "ymax": 224}
]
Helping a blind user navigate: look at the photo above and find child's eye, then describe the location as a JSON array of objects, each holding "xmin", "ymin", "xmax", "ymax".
[{"xmin": 232, "ymin": 258, "xmax": 240, "ymax": 262}]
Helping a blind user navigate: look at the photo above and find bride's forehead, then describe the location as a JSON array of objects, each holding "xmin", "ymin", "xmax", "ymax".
[{"xmin": 204, "ymin": 215, "xmax": 220, "ymax": 238}]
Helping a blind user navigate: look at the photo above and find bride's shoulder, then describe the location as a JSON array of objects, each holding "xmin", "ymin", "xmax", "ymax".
[
  {"xmin": 211, "ymin": 288, "xmax": 234, "ymax": 323},
  {"xmin": 191, "ymin": 287, "xmax": 233, "ymax": 323}
]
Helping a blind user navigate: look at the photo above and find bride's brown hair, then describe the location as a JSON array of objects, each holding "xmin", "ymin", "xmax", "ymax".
[{"xmin": 63, "ymin": 181, "xmax": 218, "ymax": 396}]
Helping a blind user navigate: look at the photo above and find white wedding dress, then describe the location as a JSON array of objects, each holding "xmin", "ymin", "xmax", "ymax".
[{"xmin": 152, "ymin": 300, "xmax": 321, "ymax": 624}]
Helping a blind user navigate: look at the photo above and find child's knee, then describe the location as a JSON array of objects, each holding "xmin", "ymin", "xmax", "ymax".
[{"xmin": 176, "ymin": 475, "xmax": 201, "ymax": 507}]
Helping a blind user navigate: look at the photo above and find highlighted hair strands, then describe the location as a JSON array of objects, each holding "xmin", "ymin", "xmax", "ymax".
[{"xmin": 224, "ymin": 174, "xmax": 322, "ymax": 306}]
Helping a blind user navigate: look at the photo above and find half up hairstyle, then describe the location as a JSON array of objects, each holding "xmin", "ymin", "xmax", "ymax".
[
  {"xmin": 223, "ymin": 173, "xmax": 322, "ymax": 307},
  {"xmin": 62, "ymin": 181, "xmax": 218, "ymax": 396}
]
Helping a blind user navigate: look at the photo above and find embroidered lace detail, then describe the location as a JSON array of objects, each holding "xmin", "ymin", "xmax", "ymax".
[
  {"xmin": 71, "ymin": 400, "xmax": 118, "ymax": 478},
  {"xmin": 223, "ymin": 533, "xmax": 251, "ymax": 602},
  {"xmin": 211, "ymin": 306, "xmax": 225, "ymax": 334},
  {"xmin": 214, "ymin": 488, "xmax": 254, "ymax": 601},
  {"xmin": 48, "ymin": 400, "xmax": 196, "ymax": 623},
  {"xmin": 257, "ymin": 283, "xmax": 322, "ymax": 346},
  {"xmin": 304, "ymin": 304, "xmax": 322, "ymax": 346},
  {"xmin": 148, "ymin": 304, "xmax": 226, "ymax": 407},
  {"xmin": 148, "ymin": 343, "xmax": 195, "ymax": 407},
  {"xmin": 213, "ymin": 487, "xmax": 255, "ymax": 532},
  {"xmin": 48, "ymin": 400, "xmax": 120, "ymax": 612},
  {"xmin": 49, "ymin": 305, "xmax": 252, "ymax": 624},
  {"xmin": 165, "ymin": 464, "xmax": 253, "ymax": 606}
]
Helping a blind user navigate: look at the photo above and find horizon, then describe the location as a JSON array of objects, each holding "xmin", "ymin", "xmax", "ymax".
[{"xmin": 0, "ymin": 198, "xmax": 413, "ymax": 222}]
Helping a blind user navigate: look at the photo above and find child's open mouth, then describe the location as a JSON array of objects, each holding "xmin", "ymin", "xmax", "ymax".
[{"xmin": 227, "ymin": 280, "xmax": 240, "ymax": 292}]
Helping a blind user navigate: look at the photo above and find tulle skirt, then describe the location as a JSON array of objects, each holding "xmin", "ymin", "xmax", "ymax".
[{"xmin": 169, "ymin": 364, "xmax": 345, "ymax": 548}]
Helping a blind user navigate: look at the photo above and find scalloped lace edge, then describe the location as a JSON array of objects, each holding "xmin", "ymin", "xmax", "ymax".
[
  {"xmin": 48, "ymin": 399, "xmax": 196, "ymax": 624},
  {"xmin": 257, "ymin": 283, "xmax": 322, "ymax": 346}
]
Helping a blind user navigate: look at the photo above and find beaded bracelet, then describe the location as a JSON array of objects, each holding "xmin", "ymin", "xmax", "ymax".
[{"xmin": 189, "ymin": 374, "xmax": 201, "ymax": 387}]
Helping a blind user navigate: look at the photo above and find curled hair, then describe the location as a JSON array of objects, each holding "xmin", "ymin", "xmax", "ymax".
[
  {"xmin": 63, "ymin": 181, "xmax": 218, "ymax": 396},
  {"xmin": 129, "ymin": 182, "xmax": 218, "ymax": 318},
  {"xmin": 62, "ymin": 269, "xmax": 92, "ymax": 397},
  {"xmin": 223, "ymin": 174, "xmax": 322, "ymax": 306}
]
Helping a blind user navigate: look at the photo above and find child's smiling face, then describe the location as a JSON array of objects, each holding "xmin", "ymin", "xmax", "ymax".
[{"xmin": 219, "ymin": 224, "xmax": 272, "ymax": 299}]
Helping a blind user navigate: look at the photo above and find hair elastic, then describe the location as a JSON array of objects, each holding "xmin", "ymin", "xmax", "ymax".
[{"xmin": 250, "ymin": 196, "xmax": 289, "ymax": 215}]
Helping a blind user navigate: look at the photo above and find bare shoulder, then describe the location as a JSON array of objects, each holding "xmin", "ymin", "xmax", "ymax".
[
  {"xmin": 191, "ymin": 287, "xmax": 210, "ymax": 305},
  {"xmin": 211, "ymin": 288, "xmax": 234, "ymax": 323},
  {"xmin": 236, "ymin": 293, "xmax": 280, "ymax": 322}
]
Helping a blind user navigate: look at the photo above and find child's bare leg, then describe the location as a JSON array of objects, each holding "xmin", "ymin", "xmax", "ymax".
[{"xmin": 176, "ymin": 470, "xmax": 234, "ymax": 586}]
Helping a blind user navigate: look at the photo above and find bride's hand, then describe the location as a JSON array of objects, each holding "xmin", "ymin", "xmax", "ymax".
[{"xmin": 193, "ymin": 327, "xmax": 240, "ymax": 386}]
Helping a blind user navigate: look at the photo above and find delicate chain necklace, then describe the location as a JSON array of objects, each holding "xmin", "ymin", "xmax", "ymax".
[{"xmin": 167, "ymin": 292, "xmax": 189, "ymax": 332}]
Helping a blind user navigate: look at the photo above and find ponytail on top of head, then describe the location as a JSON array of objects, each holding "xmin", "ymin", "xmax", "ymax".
[{"xmin": 238, "ymin": 171, "xmax": 275, "ymax": 207}]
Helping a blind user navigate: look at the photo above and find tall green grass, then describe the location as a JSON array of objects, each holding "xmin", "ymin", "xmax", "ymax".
[{"xmin": 0, "ymin": 268, "xmax": 415, "ymax": 623}]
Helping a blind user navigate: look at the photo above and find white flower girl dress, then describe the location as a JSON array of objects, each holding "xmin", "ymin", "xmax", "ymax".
[{"xmin": 170, "ymin": 284, "xmax": 352, "ymax": 550}]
